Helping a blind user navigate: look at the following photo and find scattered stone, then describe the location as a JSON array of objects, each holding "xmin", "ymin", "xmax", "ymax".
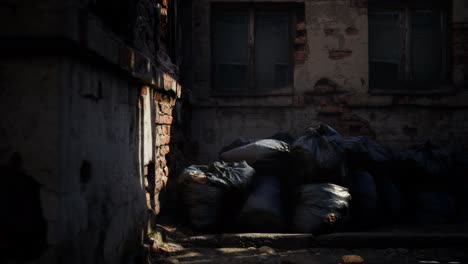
[
  {"xmin": 341, "ymin": 255, "xmax": 365, "ymax": 264},
  {"xmin": 259, "ymin": 246, "xmax": 276, "ymax": 254}
]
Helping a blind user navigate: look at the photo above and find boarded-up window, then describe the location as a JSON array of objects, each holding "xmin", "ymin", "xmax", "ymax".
[
  {"xmin": 369, "ymin": 0, "xmax": 449, "ymax": 91},
  {"xmin": 212, "ymin": 4, "xmax": 302, "ymax": 93}
]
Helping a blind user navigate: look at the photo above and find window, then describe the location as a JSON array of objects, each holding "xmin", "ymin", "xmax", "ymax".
[
  {"xmin": 369, "ymin": 0, "xmax": 450, "ymax": 92},
  {"xmin": 211, "ymin": 3, "xmax": 300, "ymax": 93}
]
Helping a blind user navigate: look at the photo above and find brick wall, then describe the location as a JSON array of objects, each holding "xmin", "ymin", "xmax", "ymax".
[{"xmin": 140, "ymin": 75, "xmax": 183, "ymax": 223}]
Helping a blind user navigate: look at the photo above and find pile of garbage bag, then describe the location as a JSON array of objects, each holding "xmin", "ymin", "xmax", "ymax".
[{"xmin": 178, "ymin": 125, "xmax": 468, "ymax": 233}]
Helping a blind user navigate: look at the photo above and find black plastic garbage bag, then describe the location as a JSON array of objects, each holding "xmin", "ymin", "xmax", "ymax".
[
  {"xmin": 343, "ymin": 136, "xmax": 394, "ymax": 172},
  {"xmin": 266, "ymin": 132, "xmax": 295, "ymax": 145},
  {"xmin": 397, "ymin": 140, "xmax": 452, "ymax": 191},
  {"xmin": 291, "ymin": 125, "xmax": 347, "ymax": 185},
  {"xmin": 412, "ymin": 192, "xmax": 457, "ymax": 224},
  {"xmin": 236, "ymin": 176, "xmax": 285, "ymax": 232},
  {"xmin": 178, "ymin": 161, "xmax": 255, "ymax": 230},
  {"xmin": 348, "ymin": 171, "xmax": 378, "ymax": 226},
  {"xmin": 219, "ymin": 138, "xmax": 254, "ymax": 156},
  {"xmin": 220, "ymin": 139, "xmax": 290, "ymax": 166},
  {"xmin": 374, "ymin": 175, "xmax": 402, "ymax": 223},
  {"xmin": 293, "ymin": 183, "xmax": 351, "ymax": 234},
  {"xmin": 451, "ymin": 148, "xmax": 468, "ymax": 220}
]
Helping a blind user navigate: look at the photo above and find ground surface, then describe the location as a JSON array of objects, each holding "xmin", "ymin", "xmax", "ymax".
[
  {"xmin": 155, "ymin": 247, "xmax": 467, "ymax": 264},
  {"xmin": 148, "ymin": 224, "xmax": 468, "ymax": 264}
]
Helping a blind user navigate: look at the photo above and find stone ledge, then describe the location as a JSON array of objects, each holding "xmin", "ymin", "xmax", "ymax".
[
  {"xmin": 180, "ymin": 233, "xmax": 315, "ymax": 249},
  {"xmin": 178, "ymin": 232, "xmax": 468, "ymax": 249}
]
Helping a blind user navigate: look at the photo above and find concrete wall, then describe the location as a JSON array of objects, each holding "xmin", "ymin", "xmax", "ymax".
[
  {"xmin": 0, "ymin": 0, "xmax": 183, "ymax": 263},
  {"xmin": 189, "ymin": 0, "xmax": 468, "ymax": 163}
]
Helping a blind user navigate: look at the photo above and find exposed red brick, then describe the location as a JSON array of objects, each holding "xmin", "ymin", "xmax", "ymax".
[
  {"xmin": 324, "ymin": 28, "xmax": 339, "ymax": 36},
  {"xmin": 160, "ymin": 145, "xmax": 170, "ymax": 155},
  {"xmin": 296, "ymin": 22, "xmax": 306, "ymax": 31},
  {"xmin": 313, "ymin": 78, "xmax": 339, "ymax": 94},
  {"xmin": 163, "ymin": 125, "xmax": 171, "ymax": 135},
  {"xmin": 169, "ymin": 97, "xmax": 177, "ymax": 106},
  {"xmin": 156, "ymin": 115, "xmax": 173, "ymax": 125},
  {"xmin": 154, "ymin": 92, "xmax": 163, "ymax": 102},
  {"xmin": 159, "ymin": 102, "xmax": 173, "ymax": 115},
  {"xmin": 294, "ymin": 36, "xmax": 307, "ymax": 45},
  {"xmin": 154, "ymin": 203, "xmax": 161, "ymax": 215},
  {"xmin": 144, "ymin": 177, "xmax": 149, "ymax": 189},
  {"xmin": 155, "ymin": 177, "xmax": 167, "ymax": 192},
  {"xmin": 345, "ymin": 27, "xmax": 359, "ymax": 35},
  {"xmin": 295, "ymin": 51, "xmax": 307, "ymax": 64},
  {"xmin": 156, "ymin": 168, "xmax": 165, "ymax": 180},
  {"xmin": 146, "ymin": 192, "xmax": 152, "ymax": 209},
  {"xmin": 156, "ymin": 135, "xmax": 170, "ymax": 146},
  {"xmin": 329, "ymin": 50, "xmax": 352, "ymax": 60},
  {"xmin": 157, "ymin": 156, "xmax": 167, "ymax": 168}
]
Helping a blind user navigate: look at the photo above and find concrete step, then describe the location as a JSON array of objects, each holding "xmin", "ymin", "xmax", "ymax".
[{"xmin": 177, "ymin": 232, "xmax": 468, "ymax": 249}]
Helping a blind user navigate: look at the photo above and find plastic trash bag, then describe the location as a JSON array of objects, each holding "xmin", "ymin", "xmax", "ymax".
[
  {"xmin": 178, "ymin": 161, "xmax": 255, "ymax": 230},
  {"xmin": 266, "ymin": 132, "xmax": 295, "ymax": 145},
  {"xmin": 236, "ymin": 176, "xmax": 285, "ymax": 232},
  {"xmin": 343, "ymin": 136, "xmax": 394, "ymax": 172},
  {"xmin": 348, "ymin": 171, "xmax": 378, "ymax": 226},
  {"xmin": 293, "ymin": 183, "xmax": 351, "ymax": 234},
  {"xmin": 291, "ymin": 125, "xmax": 347, "ymax": 185},
  {"xmin": 412, "ymin": 192, "xmax": 457, "ymax": 224},
  {"xmin": 219, "ymin": 138, "xmax": 254, "ymax": 157},
  {"xmin": 220, "ymin": 139, "xmax": 290, "ymax": 166},
  {"xmin": 374, "ymin": 175, "xmax": 402, "ymax": 223},
  {"xmin": 397, "ymin": 140, "xmax": 452, "ymax": 191}
]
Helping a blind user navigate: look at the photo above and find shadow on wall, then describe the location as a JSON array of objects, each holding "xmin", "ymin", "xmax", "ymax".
[{"xmin": 0, "ymin": 152, "xmax": 47, "ymax": 263}]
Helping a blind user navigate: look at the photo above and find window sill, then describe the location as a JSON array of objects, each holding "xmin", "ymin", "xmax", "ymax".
[
  {"xmin": 210, "ymin": 87, "xmax": 293, "ymax": 97},
  {"xmin": 369, "ymin": 85, "xmax": 456, "ymax": 96},
  {"xmin": 210, "ymin": 91, "xmax": 294, "ymax": 97}
]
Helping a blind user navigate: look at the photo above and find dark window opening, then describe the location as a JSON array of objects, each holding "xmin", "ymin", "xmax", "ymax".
[
  {"xmin": 211, "ymin": 3, "xmax": 302, "ymax": 93},
  {"xmin": 369, "ymin": 0, "xmax": 450, "ymax": 92}
]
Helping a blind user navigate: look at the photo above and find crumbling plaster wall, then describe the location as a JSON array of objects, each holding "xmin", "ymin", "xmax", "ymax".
[
  {"xmin": 190, "ymin": 0, "xmax": 468, "ymax": 163},
  {"xmin": 0, "ymin": 0, "xmax": 183, "ymax": 263}
]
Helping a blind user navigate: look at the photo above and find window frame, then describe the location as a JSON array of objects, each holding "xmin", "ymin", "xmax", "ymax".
[
  {"xmin": 210, "ymin": 2, "xmax": 299, "ymax": 96},
  {"xmin": 368, "ymin": 0, "xmax": 453, "ymax": 95}
]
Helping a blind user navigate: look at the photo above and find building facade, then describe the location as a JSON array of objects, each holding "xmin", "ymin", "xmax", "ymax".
[{"xmin": 188, "ymin": 0, "xmax": 468, "ymax": 163}]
